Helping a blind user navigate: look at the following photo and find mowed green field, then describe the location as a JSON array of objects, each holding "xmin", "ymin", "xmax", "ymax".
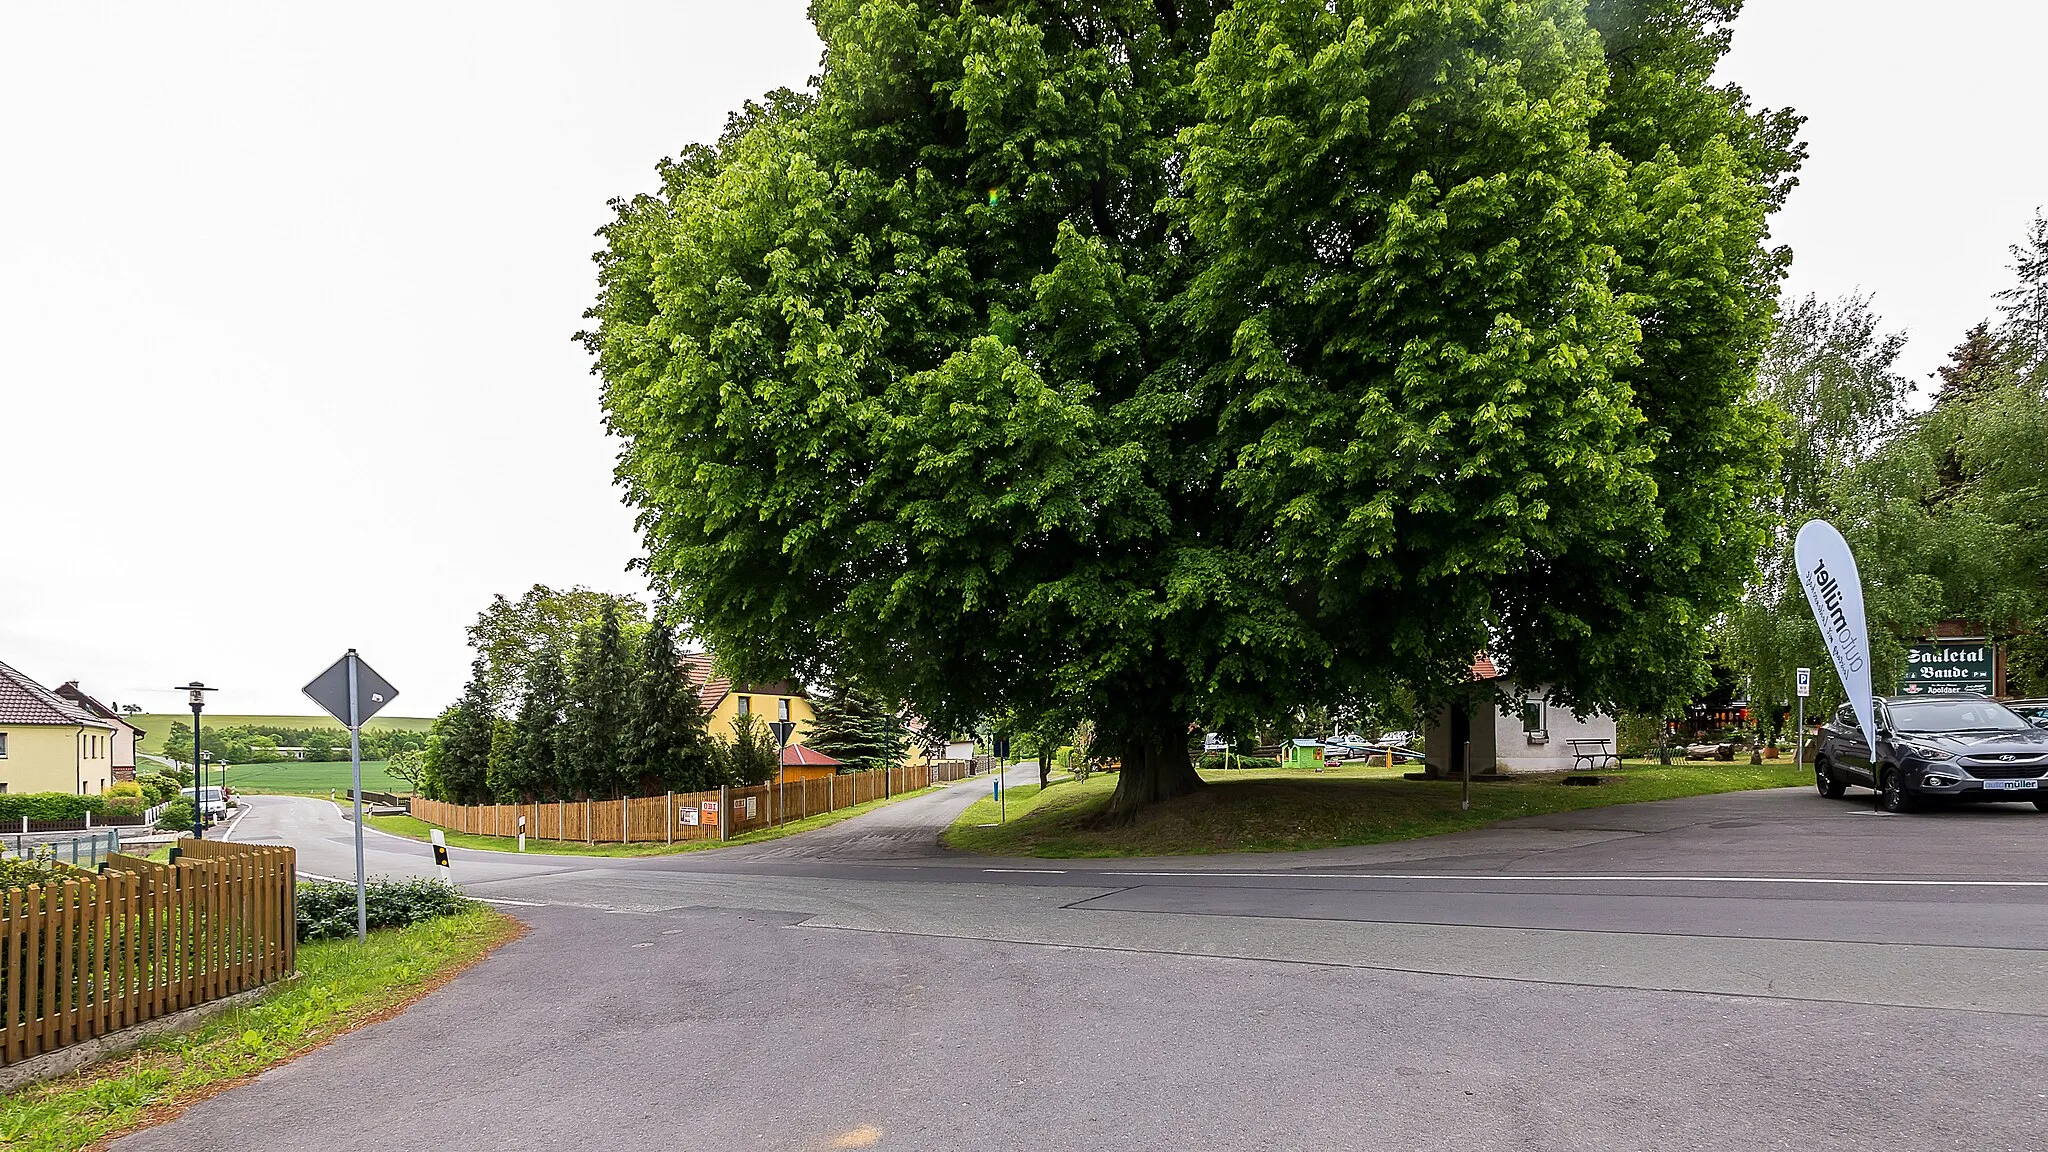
[
  {"xmin": 209, "ymin": 760, "xmax": 405, "ymax": 795},
  {"xmin": 130, "ymin": 714, "xmax": 434, "ymax": 756}
]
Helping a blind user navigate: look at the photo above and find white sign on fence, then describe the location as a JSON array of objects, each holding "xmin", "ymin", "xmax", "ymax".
[{"xmin": 679, "ymin": 807, "xmax": 700, "ymax": 827}]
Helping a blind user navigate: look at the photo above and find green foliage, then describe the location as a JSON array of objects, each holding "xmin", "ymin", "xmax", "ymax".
[
  {"xmin": 1725, "ymin": 211, "xmax": 2048, "ymax": 707},
  {"xmin": 294, "ymin": 877, "xmax": 474, "ymax": 942},
  {"xmin": 136, "ymin": 773, "xmax": 181, "ymax": 805},
  {"xmin": 805, "ymin": 682, "xmax": 907, "ymax": 775},
  {"xmin": 713, "ymin": 712, "xmax": 780, "ymax": 787},
  {"xmin": 0, "ymin": 845, "xmax": 81, "ymax": 891},
  {"xmin": 107, "ymin": 781, "xmax": 144, "ymax": 800},
  {"xmin": 466, "ymin": 583, "xmax": 647, "ymax": 713},
  {"xmin": 504, "ymin": 638, "xmax": 567, "ymax": 800},
  {"xmin": 156, "ymin": 719, "xmax": 424, "ymax": 766},
  {"xmin": 0, "ymin": 794, "xmax": 109, "ymax": 821},
  {"xmin": 625, "ymin": 616, "xmax": 718, "ymax": 793},
  {"xmin": 482, "ymin": 716, "xmax": 518, "ymax": 803},
  {"xmin": 584, "ymin": 0, "xmax": 1799, "ymax": 813},
  {"xmin": 156, "ymin": 798, "xmax": 195, "ymax": 831},
  {"xmin": 421, "ymin": 658, "xmax": 495, "ymax": 804},
  {"xmin": 563, "ymin": 600, "xmax": 636, "ymax": 798}
]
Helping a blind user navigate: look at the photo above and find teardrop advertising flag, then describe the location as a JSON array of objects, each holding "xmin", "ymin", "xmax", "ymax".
[{"xmin": 1795, "ymin": 520, "xmax": 1874, "ymax": 740}]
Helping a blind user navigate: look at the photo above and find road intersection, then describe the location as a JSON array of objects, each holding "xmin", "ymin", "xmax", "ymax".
[{"xmin": 114, "ymin": 778, "xmax": 2047, "ymax": 1151}]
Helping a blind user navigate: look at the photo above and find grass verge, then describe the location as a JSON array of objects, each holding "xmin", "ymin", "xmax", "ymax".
[
  {"xmin": 0, "ymin": 907, "xmax": 521, "ymax": 1151},
  {"xmin": 368, "ymin": 784, "xmax": 947, "ymax": 858},
  {"xmin": 944, "ymin": 760, "xmax": 1809, "ymax": 857}
]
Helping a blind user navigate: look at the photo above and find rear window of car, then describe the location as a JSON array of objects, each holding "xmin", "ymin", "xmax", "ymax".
[{"xmin": 1888, "ymin": 699, "xmax": 2030, "ymax": 733}]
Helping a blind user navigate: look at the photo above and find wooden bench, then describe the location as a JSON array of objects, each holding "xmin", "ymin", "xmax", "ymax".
[{"xmin": 1567, "ymin": 738, "xmax": 1620, "ymax": 771}]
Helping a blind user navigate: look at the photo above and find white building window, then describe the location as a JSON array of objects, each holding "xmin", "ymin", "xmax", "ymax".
[
  {"xmin": 779, "ymin": 698, "xmax": 791, "ymax": 723},
  {"xmin": 1522, "ymin": 699, "xmax": 1547, "ymax": 735},
  {"xmin": 737, "ymin": 696, "xmax": 750, "ymax": 716},
  {"xmin": 0, "ymin": 732, "xmax": 8, "ymax": 758}
]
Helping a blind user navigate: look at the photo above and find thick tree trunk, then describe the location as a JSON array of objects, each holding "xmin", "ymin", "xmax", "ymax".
[{"xmin": 1107, "ymin": 721, "xmax": 1203, "ymax": 820}]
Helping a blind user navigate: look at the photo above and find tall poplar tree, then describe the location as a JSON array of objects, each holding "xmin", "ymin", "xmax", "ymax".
[
  {"xmin": 625, "ymin": 617, "xmax": 717, "ymax": 793},
  {"xmin": 564, "ymin": 601, "xmax": 635, "ymax": 798},
  {"xmin": 510, "ymin": 638, "xmax": 569, "ymax": 800},
  {"xmin": 425, "ymin": 656, "xmax": 495, "ymax": 804}
]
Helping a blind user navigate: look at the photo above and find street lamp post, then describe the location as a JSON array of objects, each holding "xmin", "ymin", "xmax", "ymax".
[{"xmin": 179, "ymin": 682, "xmax": 216, "ymax": 839}]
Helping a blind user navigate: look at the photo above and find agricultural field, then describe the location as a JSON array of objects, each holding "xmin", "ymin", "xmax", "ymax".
[
  {"xmin": 130, "ymin": 713, "xmax": 434, "ymax": 755},
  {"xmin": 209, "ymin": 759, "xmax": 407, "ymax": 795}
]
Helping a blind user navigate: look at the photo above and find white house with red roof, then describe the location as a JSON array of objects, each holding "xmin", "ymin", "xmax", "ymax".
[{"xmin": 1423, "ymin": 654, "xmax": 1618, "ymax": 776}]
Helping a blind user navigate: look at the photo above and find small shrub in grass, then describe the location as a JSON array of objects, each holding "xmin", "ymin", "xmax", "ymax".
[
  {"xmin": 156, "ymin": 798, "xmax": 195, "ymax": 830},
  {"xmin": 296, "ymin": 877, "xmax": 474, "ymax": 941}
]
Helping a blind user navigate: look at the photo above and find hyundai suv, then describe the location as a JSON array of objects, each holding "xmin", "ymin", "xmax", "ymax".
[{"xmin": 1813, "ymin": 693, "xmax": 2048, "ymax": 813}]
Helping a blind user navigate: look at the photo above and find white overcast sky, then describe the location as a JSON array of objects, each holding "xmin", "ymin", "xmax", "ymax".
[{"xmin": 2, "ymin": 2, "xmax": 2042, "ymax": 715}]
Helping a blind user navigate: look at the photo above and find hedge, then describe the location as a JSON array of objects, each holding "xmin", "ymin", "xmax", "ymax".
[
  {"xmin": 0, "ymin": 794, "xmax": 112, "ymax": 821},
  {"xmin": 296, "ymin": 878, "xmax": 475, "ymax": 942}
]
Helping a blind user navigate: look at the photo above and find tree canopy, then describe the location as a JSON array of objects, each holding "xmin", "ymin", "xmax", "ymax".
[{"xmin": 584, "ymin": 0, "xmax": 1801, "ymax": 813}]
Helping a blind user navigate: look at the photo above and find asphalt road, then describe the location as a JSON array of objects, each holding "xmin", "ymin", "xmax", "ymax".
[{"xmin": 116, "ymin": 781, "xmax": 2048, "ymax": 1151}]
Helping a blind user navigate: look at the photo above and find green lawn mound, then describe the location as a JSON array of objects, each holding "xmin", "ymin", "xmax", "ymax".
[{"xmin": 944, "ymin": 761, "xmax": 1809, "ymax": 858}]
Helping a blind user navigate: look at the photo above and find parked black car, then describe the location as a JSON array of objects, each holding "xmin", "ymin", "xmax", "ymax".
[{"xmin": 1814, "ymin": 693, "xmax": 2048, "ymax": 813}]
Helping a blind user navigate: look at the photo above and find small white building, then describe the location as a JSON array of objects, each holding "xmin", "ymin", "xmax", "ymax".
[{"xmin": 1423, "ymin": 655, "xmax": 1618, "ymax": 776}]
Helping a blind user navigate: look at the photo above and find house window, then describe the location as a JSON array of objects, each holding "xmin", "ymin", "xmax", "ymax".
[
  {"xmin": 1522, "ymin": 699, "xmax": 1547, "ymax": 734},
  {"xmin": 737, "ymin": 696, "xmax": 751, "ymax": 716},
  {"xmin": 0, "ymin": 732, "xmax": 7, "ymax": 757},
  {"xmin": 779, "ymin": 699, "xmax": 791, "ymax": 723}
]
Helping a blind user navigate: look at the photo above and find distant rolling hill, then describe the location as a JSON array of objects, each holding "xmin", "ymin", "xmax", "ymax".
[{"xmin": 130, "ymin": 713, "xmax": 435, "ymax": 756}]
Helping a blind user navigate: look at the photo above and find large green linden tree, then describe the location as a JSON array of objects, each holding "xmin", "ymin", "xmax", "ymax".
[{"xmin": 583, "ymin": 0, "xmax": 1801, "ymax": 816}]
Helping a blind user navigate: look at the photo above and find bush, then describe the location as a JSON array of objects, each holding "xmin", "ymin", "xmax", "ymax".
[
  {"xmin": 156, "ymin": 798, "xmax": 196, "ymax": 831},
  {"xmin": 295, "ymin": 877, "xmax": 474, "ymax": 942},
  {"xmin": 0, "ymin": 793, "xmax": 105, "ymax": 821},
  {"xmin": 105, "ymin": 797, "xmax": 145, "ymax": 818},
  {"xmin": 1615, "ymin": 713, "xmax": 1664, "ymax": 759},
  {"xmin": 0, "ymin": 845, "xmax": 86, "ymax": 890},
  {"xmin": 108, "ymin": 780, "xmax": 145, "ymax": 799},
  {"xmin": 137, "ymin": 774, "xmax": 183, "ymax": 805}
]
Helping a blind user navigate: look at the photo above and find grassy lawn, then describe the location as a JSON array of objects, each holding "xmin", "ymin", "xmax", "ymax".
[
  {"xmin": 214, "ymin": 759, "xmax": 404, "ymax": 795},
  {"xmin": 132, "ymin": 715, "xmax": 433, "ymax": 757},
  {"xmin": 371, "ymin": 783, "xmax": 948, "ymax": 858},
  {"xmin": 944, "ymin": 760, "xmax": 1809, "ymax": 858},
  {"xmin": 0, "ymin": 907, "xmax": 520, "ymax": 1151}
]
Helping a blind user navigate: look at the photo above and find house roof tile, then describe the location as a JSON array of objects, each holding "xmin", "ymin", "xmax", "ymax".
[
  {"xmin": 0, "ymin": 660, "xmax": 116, "ymax": 728},
  {"xmin": 780, "ymin": 744, "xmax": 843, "ymax": 768}
]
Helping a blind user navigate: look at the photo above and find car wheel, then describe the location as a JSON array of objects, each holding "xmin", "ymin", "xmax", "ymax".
[
  {"xmin": 1879, "ymin": 770, "xmax": 1917, "ymax": 814},
  {"xmin": 1815, "ymin": 761, "xmax": 1847, "ymax": 799}
]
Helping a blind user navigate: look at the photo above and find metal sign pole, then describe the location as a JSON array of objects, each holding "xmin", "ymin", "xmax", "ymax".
[
  {"xmin": 347, "ymin": 651, "xmax": 367, "ymax": 943},
  {"xmin": 1461, "ymin": 739, "xmax": 1472, "ymax": 812}
]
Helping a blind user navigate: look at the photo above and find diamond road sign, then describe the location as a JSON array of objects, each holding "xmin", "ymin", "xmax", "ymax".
[{"xmin": 303, "ymin": 650, "xmax": 399, "ymax": 728}]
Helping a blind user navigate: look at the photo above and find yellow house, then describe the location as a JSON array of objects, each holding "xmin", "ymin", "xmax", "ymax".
[
  {"xmin": 0, "ymin": 658, "xmax": 117, "ymax": 795},
  {"xmin": 680, "ymin": 653, "xmax": 817, "ymax": 747}
]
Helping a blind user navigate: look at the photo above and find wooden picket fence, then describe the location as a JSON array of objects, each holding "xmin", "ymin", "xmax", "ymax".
[
  {"xmin": 0, "ymin": 840, "xmax": 298, "ymax": 1066},
  {"xmin": 410, "ymin": 758, "xmax": 989, "ymax": 845}
]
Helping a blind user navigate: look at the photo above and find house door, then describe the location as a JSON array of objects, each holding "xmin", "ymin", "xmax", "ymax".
[{"xmin": 1449, "ymin": 703, "xmax": 1470, "ymax": 778}]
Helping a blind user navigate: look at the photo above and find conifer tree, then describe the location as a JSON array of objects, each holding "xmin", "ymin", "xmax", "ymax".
[
  {"xmin": 806, "ymin": 682, "xmax": 905, "ymax": 774},
  {"xmin": 564, "ymin": 601, "xmax": 636, "ymax": 797},
  {"xmin": 625, "ymin": 617, "xmax": 716, "ymax": 793},
  {"xmin": 426, "ymin": 656, "xmax": 495, "ymax": 804},
  {"xmin": 511, "ymin": 638, "xmax": 568, "ymax": 800}
]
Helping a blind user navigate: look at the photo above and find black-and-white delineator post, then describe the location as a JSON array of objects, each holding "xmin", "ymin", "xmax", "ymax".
[
  {"xmin": 429, "ymin": 828, "xmax": 451, "ymax": 879},
  {"xmin": 303, "ymin": 650, "xmax": 400, "ymax": 944}
]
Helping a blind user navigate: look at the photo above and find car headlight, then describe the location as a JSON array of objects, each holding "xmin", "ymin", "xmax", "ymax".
[{"xmin": 1903, "ymin": 744, "xmax": 1953, "ymax": 761}]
